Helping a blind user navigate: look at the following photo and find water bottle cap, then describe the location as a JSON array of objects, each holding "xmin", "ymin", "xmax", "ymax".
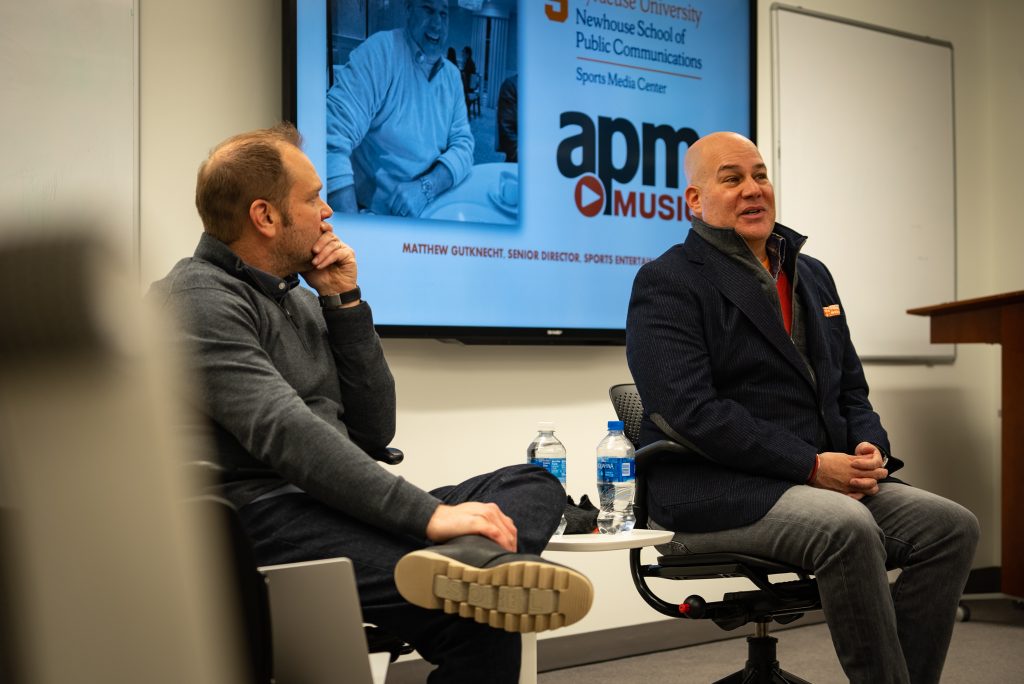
[
  {"xmin": 607, "ymin": 420, "xmax": 624, "ymax": 431},
  {"xmin": 537, "ymin": 421, "xmax": 556, "ymax": 432}
]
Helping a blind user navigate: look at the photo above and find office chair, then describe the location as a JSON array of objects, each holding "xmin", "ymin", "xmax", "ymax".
[
  {"xmin": 610, "ymin": 383, "xmax": 822, "ymax": 684},
  {"xmin": 189, "ymin": 450, "xmax": 413, "ymax": 683}
]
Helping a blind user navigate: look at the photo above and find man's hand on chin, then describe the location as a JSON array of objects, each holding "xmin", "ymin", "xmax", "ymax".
[{"xmin": 303, "ymin": 231, "xmax": 358, "ymax": 297}]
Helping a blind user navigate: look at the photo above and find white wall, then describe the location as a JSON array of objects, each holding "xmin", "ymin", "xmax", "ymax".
[
  {"xmin": 139, "ymin": 0, "xmax": 282, "ymax": 284},
  {"xmin": 0, "ymin": 0, "xmax": 136, "ymax": 261},
  {"xmin": 985, "ymin": 0, "xmax": 1024, "ymax": 295},
  {"xmin": 131, "ymin": 0, "xmax": 1014, "ymax": 640}
]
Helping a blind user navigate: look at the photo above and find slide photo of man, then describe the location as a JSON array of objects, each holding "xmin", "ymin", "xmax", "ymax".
[{"xmin": 326, "ymin": 0, "xmax": 519, "ymax": 225}]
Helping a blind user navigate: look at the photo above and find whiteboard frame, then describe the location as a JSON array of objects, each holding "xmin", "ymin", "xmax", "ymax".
[{"xmin": 770, "ymin": 3, "xmax": 957, "ymax": 363}]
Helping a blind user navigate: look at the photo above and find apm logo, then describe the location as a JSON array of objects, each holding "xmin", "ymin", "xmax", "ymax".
[
  {"xmin": 575, "ymin": 176, "xmax": 605, "ymax": 217},
  {"xmin": 556, "ymin": 112, "xmax": 697, "ymax": 220}
]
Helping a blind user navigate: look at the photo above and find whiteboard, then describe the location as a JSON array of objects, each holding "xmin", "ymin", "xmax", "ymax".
[
  {"xmin": 771, "ymin": 5, "xmax": 955, "ymax": 361},
  {"xmin": 0, "ymin": 0, "xmax": 138, "ymax": 270}
]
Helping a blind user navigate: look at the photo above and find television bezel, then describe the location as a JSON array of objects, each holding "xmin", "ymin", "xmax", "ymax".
[{"xmin": 281, "ymin": 0, "xmax": 757, "ymax": 346}]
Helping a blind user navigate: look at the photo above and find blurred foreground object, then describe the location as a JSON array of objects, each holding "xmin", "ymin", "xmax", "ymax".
[{"xmin": 0, "ymin": 228, "xmax": 246, "ymax": 683}]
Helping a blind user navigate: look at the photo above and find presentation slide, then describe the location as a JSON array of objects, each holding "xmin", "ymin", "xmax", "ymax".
[{"xmin": 293, "ymin": 0, "xmax": 752, "ymax": 337}]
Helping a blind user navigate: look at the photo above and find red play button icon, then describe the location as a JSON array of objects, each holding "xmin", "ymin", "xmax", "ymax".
[{"xmin": 575, "ymin": 175, "xmax": 605, "ymax": 217}]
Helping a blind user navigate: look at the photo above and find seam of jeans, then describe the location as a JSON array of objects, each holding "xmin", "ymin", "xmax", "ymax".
[{"xmin": 884, "ymin": 534, "xmax": 916, "ymax": 606}]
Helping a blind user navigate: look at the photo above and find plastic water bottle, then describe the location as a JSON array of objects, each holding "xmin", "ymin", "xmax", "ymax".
[
  {"xmin": 527, "ymin": 422, "xmax": 568, "ymax": 535},
  {"xmin": 596, "ymin": 420, "xmax": 636, "ymax": 534}
]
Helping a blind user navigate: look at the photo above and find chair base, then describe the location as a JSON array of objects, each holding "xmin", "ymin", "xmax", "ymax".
[{"xmin": 712, "ymin": 635, "xmax": 812, "ymax": 684}]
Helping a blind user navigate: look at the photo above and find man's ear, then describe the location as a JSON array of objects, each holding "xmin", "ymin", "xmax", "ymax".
[
  {"xmin": 684, "ymin": 186, "xmax": 701, "ymax": 220},
  {"xmin": 249, "ymin": 199, "xmax": 279, "ymax": 238}
]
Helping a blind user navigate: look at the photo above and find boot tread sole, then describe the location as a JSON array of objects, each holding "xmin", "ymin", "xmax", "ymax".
[{"xmin": 394, "ymin": 550, "xmax": 593, "ymax": 633}]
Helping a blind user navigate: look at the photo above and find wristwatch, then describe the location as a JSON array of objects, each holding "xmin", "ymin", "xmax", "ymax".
[
  {"xmin": 419, "ymin": 176, "xmax": 435, "ymax": 203},
  {"xmin": 318, "ymin": 286, "xmax": 361, "ymax": 309}
]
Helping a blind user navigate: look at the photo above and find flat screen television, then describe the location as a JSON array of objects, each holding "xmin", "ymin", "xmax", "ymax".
[{"xmin": 283, "ymin": 0, "xmax": 755, "ymax": 344}]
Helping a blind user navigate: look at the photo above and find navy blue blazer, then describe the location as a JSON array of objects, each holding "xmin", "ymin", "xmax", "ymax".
[{"xmin": 626, "ymin": 223, "xmax": 902, "ymax": 532}]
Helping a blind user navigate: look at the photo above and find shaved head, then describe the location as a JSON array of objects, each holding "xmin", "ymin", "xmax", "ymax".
[
  {"xmin": 684, "ymin": 131, "xmax": 760, "ymax": 187},
  {"xmin": 683, "ymin": 132, "xmax": 776, "ymax": 258}
]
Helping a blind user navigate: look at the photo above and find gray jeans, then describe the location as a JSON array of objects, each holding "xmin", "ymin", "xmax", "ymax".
[{"xmin": 652, "ymin": 483, "xmax": 979, "ymax": 684}]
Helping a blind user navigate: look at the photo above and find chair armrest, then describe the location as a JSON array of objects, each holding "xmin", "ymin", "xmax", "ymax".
[
  {"xmin": 632, "ymin": 440, "xmax": 699, "ymax": 531},
  {"xmin": 370, "ymin": 447, "xmax": 404, "ymax": 466},
  {"xmin": 635, "ymin": 440, "xmax": 693, "ymax": 465}
]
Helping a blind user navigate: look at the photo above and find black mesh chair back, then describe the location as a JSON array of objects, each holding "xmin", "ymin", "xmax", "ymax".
[{"xmin": 609, "ymin": 383, "xmax": 644, "ymax": 447}]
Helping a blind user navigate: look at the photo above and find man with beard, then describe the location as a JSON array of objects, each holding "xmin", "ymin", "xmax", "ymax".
[{"xmin": 150, "ymin": 124, "xmax": 592, "ymax": 683}]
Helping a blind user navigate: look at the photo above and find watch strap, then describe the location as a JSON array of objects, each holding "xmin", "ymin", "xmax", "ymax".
[{"xmin": 318, "ymin": 286, "xmax": 361, "ymax": 309}]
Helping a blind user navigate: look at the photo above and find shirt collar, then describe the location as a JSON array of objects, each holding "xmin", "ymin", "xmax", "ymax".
[
  {"xmin": 194, "ymin": 232, "xmax": 301, "ymax": 303},
  {"xmin": 403, "ymin": 30, "xmax": 445, "ymax": 81},
  {"xmin": 245, "ymin": 265, "xmax": 300, "ymax": 304},
  {"xmin": 764, "ymin": 234, "xmax": 786, "ymax": 280}
]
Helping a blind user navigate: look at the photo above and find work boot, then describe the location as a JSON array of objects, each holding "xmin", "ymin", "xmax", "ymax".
[{"xmin": 394, "ymin": 535, "xmax": 593, "ymax": 633}]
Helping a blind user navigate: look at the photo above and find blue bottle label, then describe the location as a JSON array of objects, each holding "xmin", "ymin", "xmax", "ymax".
[
  {"xmin": 597, "ymin": 457, "xmax": 634, "ymax": 483},
  {"xmin": 536, "ymin": 457, "xmax": 566, "ymax": 484}
]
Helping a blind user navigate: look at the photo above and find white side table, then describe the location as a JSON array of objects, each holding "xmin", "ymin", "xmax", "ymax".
[
  {"xmin": 544, "ymin": 529, "xmax": 674, "ymax": 552},
  {"xmin": 519, "ymin": 529, "xmax": 675, "ymax": 684}
]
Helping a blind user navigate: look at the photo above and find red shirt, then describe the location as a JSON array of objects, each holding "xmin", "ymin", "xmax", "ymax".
[{"xmin": 761, "ymin": 256, "xmax": 792, "ymax": 334}]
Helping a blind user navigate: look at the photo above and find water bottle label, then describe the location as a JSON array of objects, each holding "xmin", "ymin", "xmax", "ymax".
[
  {"xmin": 535, "ymin": 457, "xmax": 567, "ymax": 484},
  {"xmin": 597, "ymin": 457, "xmax": 634, "ymax": 483}
]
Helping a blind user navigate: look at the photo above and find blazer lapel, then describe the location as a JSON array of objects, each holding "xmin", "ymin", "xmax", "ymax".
[
  {"xmin": 795, "ymin": 260, "xmax": 833, "ymax": 398},
  {"xmin": 685, "ymin": 233, "xmax": 815, "ymax": 389}
]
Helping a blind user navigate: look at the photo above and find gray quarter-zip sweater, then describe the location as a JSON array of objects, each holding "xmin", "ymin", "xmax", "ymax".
[{"xmin": 148, "ymin": 233, "xmax": 440, "ymax": 537}]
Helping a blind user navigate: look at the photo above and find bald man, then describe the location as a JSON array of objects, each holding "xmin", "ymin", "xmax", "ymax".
[
  {"xmin": 326, "ymin": 0, "xmax": 473, "ymax": 217},
  {"xmin": 626, "ymin": 132, "xmax": 978, "ymax": 684}
]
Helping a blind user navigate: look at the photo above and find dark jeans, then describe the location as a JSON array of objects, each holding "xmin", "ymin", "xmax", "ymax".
[{"xmin": 239, "ymin": 464, "xmax": 564, "ymax": 683}]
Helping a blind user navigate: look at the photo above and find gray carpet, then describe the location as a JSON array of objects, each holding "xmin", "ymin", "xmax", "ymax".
[{"xmin": 538, "ymin": 617, "xmax": 1024, "ymax": 683}]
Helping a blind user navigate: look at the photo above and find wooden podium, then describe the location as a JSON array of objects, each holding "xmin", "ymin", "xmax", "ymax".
[{"xmin": 908, "ymin": 291, "xmax": 1024, "ymax": 598}]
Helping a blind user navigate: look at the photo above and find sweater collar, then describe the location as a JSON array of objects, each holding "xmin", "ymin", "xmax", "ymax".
[
  {"xmin": 194, "ymin": 232, "xmax": 300, "ymax": 303},
  {"xmin": 690, "ymin": 217, "xmax": 806, "ymax": 279}
]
